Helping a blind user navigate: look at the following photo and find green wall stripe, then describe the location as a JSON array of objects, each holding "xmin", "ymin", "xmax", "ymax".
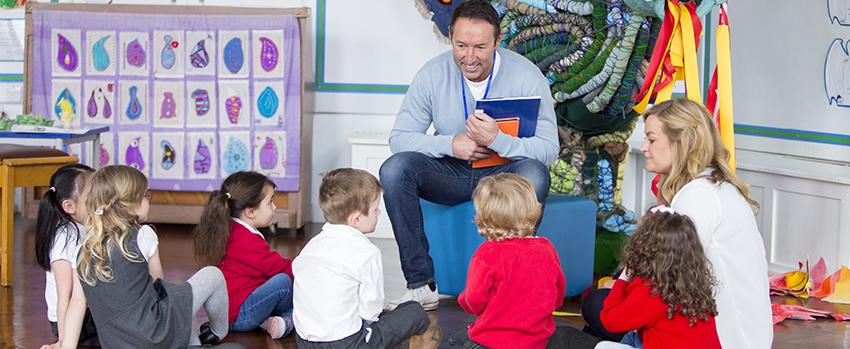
[
  {"xmin": 0, "ymin": 74, "xmax": 22, "ymax": 82},
  {"xmin": 735, "ymin": 124, "xmax": 850, "ymax": 147}
]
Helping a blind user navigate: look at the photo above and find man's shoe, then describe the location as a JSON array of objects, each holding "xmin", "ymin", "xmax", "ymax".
[
  {"xmin": 198, "ymin": 322, "xmax": 222, "ymax": 346},
  {"xmin": 387, "ymin": 284, "xmax": 439, "ymax": 311}
]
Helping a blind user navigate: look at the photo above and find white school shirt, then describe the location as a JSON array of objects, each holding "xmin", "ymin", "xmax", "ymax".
[
  {"xmin": 45, "ymin": 223, "xmax": 158, "ymax": 322},
  {"xmin": 671, "ymin": 174, "xmax": 774, "ymax": 349},
  {"xmin": 45, "ymin": 222, "xmax": 86, "ymax": 322},
  {"xmin": 292, "ymin": 223, "xmax": 384, "ymax": 342}
]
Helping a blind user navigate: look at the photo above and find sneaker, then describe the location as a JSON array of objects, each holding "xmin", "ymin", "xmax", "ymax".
[
  {"xmin": 387, "ymin": 284, "xmax": 439, "ymax": 311},
  {"xmin": 409, "ymin": 323, "xmax": 443, "ymax": 349},
  {"xmin": 260, "ymin": 316, "xmax": 293, "ymax": 339}
]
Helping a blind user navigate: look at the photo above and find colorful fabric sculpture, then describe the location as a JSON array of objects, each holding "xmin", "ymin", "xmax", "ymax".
[{"xmin": 415, "ymin": 0, "xmax": 465, "ymax": 39}]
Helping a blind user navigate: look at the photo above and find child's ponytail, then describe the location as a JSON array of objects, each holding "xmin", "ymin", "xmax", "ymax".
[{"xmin": 193, "ymin": 190, "xmax": 234, "ymax": 266}]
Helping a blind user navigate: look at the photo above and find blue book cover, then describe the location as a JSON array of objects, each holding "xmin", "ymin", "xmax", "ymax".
[{"xmin": 474, "ymin": 96, "xmax": 541, "ymax": 138}]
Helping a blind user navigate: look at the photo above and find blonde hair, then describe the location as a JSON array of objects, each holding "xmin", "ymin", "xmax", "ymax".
[
  {"xmin": 319, "ymin": 168, "xmax": 382, "ymax": 224},
  {"xmin": 79, "ymin": 165, "xmax": 148, "ymax": 286},
  {"xmin": 472, "ymin": 173, "xmax": 541, "ymax": 241},
  {"xmin": 643, "ymin": 99, "xmax": 759, "ymax": 212}
]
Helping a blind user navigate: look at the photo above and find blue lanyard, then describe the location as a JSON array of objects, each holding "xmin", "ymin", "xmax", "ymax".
[{"xmin": 461, "ymin": 52, "xmax": 496, "ymax": 120}]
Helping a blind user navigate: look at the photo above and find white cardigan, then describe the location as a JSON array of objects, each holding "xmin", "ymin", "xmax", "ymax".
[{"xmin": 671, "ymin": 176, "xmax": 773, "ymax": 349}]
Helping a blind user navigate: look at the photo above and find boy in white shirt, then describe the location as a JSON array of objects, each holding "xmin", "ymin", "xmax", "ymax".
[{"xmin": 293, "ymin": 168, "xmax": 441, "ymax": 348}]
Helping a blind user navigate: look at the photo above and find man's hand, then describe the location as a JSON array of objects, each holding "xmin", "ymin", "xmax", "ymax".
[
  {"xmin": 453, "ymin": 134, "xmax": 495, "ymax": 161},
  {"xmin": 466, "ymin": 112, "xmax": 499, "ymax": 146}
]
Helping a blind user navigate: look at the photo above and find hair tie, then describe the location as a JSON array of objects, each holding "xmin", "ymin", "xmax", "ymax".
[
  {"xmin": 94, "ymin": 209, "xmax": 104, "ymax": 216},
  {"xmin": 225, "ymin": 192, "xmax": 231, "ymax": 199},
  {"xmin": 649, "ymin": 205, "xmax": 676, "ymax": 214},
  {"xmin": 48, "ymin": 187, "xmax": 56, "ymax": 193}
]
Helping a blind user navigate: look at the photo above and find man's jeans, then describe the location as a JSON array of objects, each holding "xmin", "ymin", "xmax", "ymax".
[
  {"xmin": 379, "ymin": 151, "xmax": 550, "ymax": 289},
  {"xmin": 230, "ymin": 273, "xmax": 293, "ymax": 331}
]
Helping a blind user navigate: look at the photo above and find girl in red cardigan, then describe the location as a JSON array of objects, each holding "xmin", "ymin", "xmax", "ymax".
[
  {"xmin": 457, "ymin": 173, "xmax": 566, "ymax": 349},
  {"xmin": 193, "ymin": 171, "xmax": 294, "ymax": 340},
  {"xmin": 596, "ymin": 207, "xmax": 721, "ymax": 349}
]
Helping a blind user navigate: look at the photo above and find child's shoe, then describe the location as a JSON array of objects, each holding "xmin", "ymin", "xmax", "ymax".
[
  {"xmin": 409, "ymin": 323, "xmax": 443, "ymax": 349},
  {"xmin": 260, "ymin": 315, "xmax": 293, "ymax": 339},
  {"xmin": 198, "ymin": 321, "xmax": 222, "ymax": 345}
]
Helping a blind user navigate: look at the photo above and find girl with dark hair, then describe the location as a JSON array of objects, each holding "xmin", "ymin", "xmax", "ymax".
[
  {"xmin": 35, "ymin": 163, "xmax": 99, "ymax": 348},
  {"xmin": 192, "ymin": 171, "xmax": 295, "ymax": 339}
]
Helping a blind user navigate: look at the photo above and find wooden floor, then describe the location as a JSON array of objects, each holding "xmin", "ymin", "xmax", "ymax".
[{"xmin": 2, "ymin": 216, "xmax": 848, "ymax": 348}]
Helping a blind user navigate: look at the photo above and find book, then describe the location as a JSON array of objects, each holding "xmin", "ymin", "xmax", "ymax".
[
  {"xmin": 471, "ymin": 96, "xmax": 541, "ymax": 168},
  {"xmin": 472, "ymin": 117, "xmax": 519, "ymax": 168}
]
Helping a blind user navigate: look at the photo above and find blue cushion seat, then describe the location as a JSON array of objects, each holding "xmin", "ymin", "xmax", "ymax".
[{"xmin": 421, "ymin": 195, "xmax": 597, "ymax": 297}]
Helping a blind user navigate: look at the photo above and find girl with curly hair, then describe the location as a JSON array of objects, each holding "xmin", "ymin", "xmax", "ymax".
[{"xmin": 596, "ymin": 208, "xmax": 721, "ymax": 349}]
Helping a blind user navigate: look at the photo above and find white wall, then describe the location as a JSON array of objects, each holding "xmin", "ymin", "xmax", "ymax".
[
  {"xmin": 308, "ymin": 0, "xmax": 450, "ymax": 222},
  {"xmin": 0, "ymin": 7, "xmax": 24, "ymax": 118}
]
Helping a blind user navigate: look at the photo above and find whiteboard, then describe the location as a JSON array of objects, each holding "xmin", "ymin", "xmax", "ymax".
[{"xmin": 729, "ymin": 0, "xmax": 850, "ymax": 163}]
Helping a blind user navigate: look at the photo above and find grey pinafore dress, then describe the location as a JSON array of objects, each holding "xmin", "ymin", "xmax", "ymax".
[{"xmin": 80, "ymin": 227, "xmax": 193, "ymax": 348}]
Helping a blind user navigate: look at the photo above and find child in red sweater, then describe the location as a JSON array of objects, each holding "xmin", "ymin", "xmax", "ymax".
[
  {"xmin": 193, "ymin": 171, "xmax": 294, "ymax": 340},
  {"xmin": 596, "ymin": 207, "xmax": 721, "ymax": 349},
  {"xmin": 457, "ymin": 173, "xmax": 566, "ymax": 349}
]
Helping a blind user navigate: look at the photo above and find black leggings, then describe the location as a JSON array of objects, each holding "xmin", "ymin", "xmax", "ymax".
[
  {"xmin": 581, "ymin": 288, "xmax": 627, "ymax": 342},
  {"xmin": 49, "ymin": 308, "xmax": 99, "ymax": 347}
]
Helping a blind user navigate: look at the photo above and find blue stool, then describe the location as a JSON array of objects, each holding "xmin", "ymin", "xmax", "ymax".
[{"xmin": 421, "ymin": 195, "xmax": 596, "ymax": 297}]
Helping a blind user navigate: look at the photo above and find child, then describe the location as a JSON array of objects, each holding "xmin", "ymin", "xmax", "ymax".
[
  {"xmin": 293, "ymin": 168, "xmax": 439, "ymax": 348},
  {"xmin": 48, "ymin": 165, "xmax": 230, "ymax": 349},
  {"xmin": 596, "ymin": 207, "xmax": 721, "ymax": 349},
  {"xmin": 36, "ymin": 164, "xmax": 99, "ymax": 348},
  {"xmin": 457, "ymin": 173, "xmax": 566, "ymax": 349},
  {"xmin": 192, "ymin": 171, "xmax": 294, "ymax": 339}
]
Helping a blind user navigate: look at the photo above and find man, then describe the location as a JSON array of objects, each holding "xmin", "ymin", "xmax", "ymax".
[{"xmin": 380, "ymin": 0, "xmax": 559, "ymax": 310}]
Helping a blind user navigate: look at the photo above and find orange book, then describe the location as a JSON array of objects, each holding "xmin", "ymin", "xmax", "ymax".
[{"xmin": 472, "ymin": 117, "xmax": 519, "ymax": 168}]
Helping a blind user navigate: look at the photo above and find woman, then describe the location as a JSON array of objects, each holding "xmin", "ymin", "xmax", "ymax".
[{"xmin": 583, "ymin": 99, "xmax": 773, "ymax": 349}]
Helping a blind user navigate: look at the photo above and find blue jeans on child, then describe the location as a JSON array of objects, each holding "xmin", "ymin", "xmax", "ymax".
[
  {"xmin": 379, "ymin": 151, "xmax": 550, "ymax": 289},
  {"xmin": 230, "ymin": 273, "xmax": 293, "ymax": 331},
  {"xmin": 594, "ymin": 331, "xmax": 643, "ymax": 349}
]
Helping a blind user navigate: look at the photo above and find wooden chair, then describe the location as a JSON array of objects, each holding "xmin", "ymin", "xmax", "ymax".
[{"xmin": 0, "ymin": 144, "xmax": 77, "ymax": 286}]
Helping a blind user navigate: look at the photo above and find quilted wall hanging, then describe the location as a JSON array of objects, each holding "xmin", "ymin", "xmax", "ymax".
[{"xmin": 29, "ymin": 8, "xmax": 302, "ymax": 191}]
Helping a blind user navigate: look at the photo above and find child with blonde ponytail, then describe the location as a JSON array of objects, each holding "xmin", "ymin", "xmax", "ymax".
[{"xmin": 45, "ymin": 165, "xmax": 230, "ymax": 349}]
